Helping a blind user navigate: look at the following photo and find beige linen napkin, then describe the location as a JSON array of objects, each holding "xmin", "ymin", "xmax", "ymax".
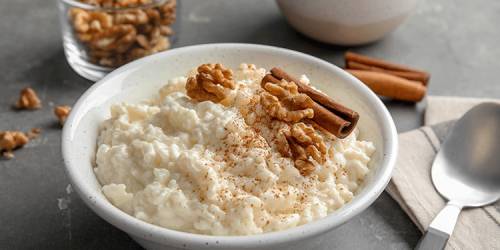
[{"xmin": 386, "ymin": 96, "xmax": 500, "ymax": 250}]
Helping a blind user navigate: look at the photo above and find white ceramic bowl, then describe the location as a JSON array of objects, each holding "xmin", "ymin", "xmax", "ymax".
[
  {"xmin": 276, "ymin": 0, "xmax": 417, "ymax": 45},
  {"xmin": 62, "ymin": 43, "xmax": 397, "ymax": 250}
]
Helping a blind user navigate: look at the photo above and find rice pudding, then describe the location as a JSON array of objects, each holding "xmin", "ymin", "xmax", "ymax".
[{"xmin": 94, "ymin": 63, "xmax": 375, "ymax": 235}]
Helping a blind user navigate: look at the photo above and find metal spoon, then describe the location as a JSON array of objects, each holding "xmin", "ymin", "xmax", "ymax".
[{"xmin": 416, "ymin": 102, "xmax": 500, "ymax": 250}]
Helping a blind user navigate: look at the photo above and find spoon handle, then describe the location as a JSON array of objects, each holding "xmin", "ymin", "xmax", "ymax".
[{"xmin": 415, "ymin": 202, "xmax": 462, "ymax": 250}]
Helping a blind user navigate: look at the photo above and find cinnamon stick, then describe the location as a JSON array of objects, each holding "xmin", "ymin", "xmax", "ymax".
[
  {"xmin": 346, "ymin": 69, "xmax": 426, "ymax": 102},
  {"xmin": 262, "ymin": 74, "xmax": 352, "ymax": 138},
  {"xmin": 265, "ymin": 68, "xmax": 359, "ymax": 138},
  {"xmin": 346, "ymin": 61, "xmax": 428, "ymax": 85},
  {"xmin": 270, "ymin": 68, "xmax": 359, "ymax": 122},
  {"xmin": 345, "ymin": 52, "xmax": 430, "ymax": 86},
  {"xmin": 310, "ymin": 102, "xmax": 352, "ymax": 138}
]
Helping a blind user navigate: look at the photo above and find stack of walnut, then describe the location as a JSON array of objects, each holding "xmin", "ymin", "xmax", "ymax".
[
  {"xmin": 69, "ymin": 0, "xmax": 176, "ymax": 67},
  {"xmin": 185, "ymin": 64, "xmax": 360, "ymax": 176},
  {"xmin": 0, "ymin": 88, "xmax": 70, "ymax": 159}
]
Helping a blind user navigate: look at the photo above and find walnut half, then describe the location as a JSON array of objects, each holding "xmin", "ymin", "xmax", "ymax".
[
  {"xmin": 275, "ymin": 122, "xmax": 327, "ymax": 176},
  {"xmin": 286, "ymin": 123, "xmax": 327, "ymax": 176},
  {"xmin": 260, "ymin": 79, "xmax": 314, "ymax": 123},
  {"xmin": 186, "ymin": 63, "xmax": 236, "ymax": 103}
]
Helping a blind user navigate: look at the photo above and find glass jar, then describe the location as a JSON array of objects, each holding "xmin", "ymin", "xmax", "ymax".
[{"xmin": 58, "ymin": 0, "xmax": 178, "ymax": 81}]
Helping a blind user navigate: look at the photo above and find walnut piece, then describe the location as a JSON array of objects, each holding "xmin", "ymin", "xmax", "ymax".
[
  {"xmin": 273, "ymin": 122, "xmax": 327, "ymax": 176},
  {"xmin": 290, "ymin": 122, "xmax": 327, "ymax": 163},
  {"xmin": 286, "ymin": 123, "xmax": 327, "ymax": 176},
  {"xmin": 130, "ymin": 33, "xmax": 170, "ymax": 60},
  {"xmin": 275, "ymin": 126, "xmax": 292, "ymax": 158},
  {"xmin": 186, "ymin": 63, "xmax": 236, "ymax": 103},
  {"xmin": 293, "ymin": 159, "xmax": 315, "ymax": 177},
  {"xmin": 0, "ymin": 131, "xmax": 29, "ymax": 159},
  {"xmin": 70, "ymin": 9, "xmax": 113, "ymax": 34},
  {"xmin": 27, "ymin": 128, "xmax": 42, "ymax": 139},
  {"xmin": 158, "ymin": 0, "xmax": 176, "ymax": 25},
  {"xmin": 15, "ymin": 87, "xmax": 41, "ymax": 110},
  {"xmin": 260, "ymin": 79, "xmax": 314, "ymax": 123},
  {"xmin": 90, "ymin": 24, "xmax": 137, "ymax": 53},
  {"xmin": 54, "ymin": 106, "xmax": 72, "ymax": 126},
  {"xmin": 114, "ymin": 9, "xmax": 149, "ymax": 25}
]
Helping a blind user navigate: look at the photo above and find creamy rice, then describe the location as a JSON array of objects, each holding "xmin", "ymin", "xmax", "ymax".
[{"xmin": 95, "ymin": 64, "xmax": 375, "ymax": 235}]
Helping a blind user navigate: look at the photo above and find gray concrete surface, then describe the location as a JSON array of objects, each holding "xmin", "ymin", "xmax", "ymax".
[{"xmin": 1, "ymin": 0, "xmax": 499, "ymax": 249}]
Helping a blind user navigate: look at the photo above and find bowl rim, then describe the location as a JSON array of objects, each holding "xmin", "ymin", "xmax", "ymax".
[{"xmin": 62, "ymin": 43, "xmax": 398, "ymax": 248}]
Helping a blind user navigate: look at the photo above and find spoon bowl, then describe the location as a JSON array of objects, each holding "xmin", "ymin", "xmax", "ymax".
[
  {"xmin": 432, "ymin": 102, "xmax": 500, "ymax": 207},
  {"xmin": 416, "ymin": 102, "xmax": 500, "ymax": 250}
]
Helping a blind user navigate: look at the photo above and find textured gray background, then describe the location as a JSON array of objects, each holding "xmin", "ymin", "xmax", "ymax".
[{"xmin": 1, "ymin": 0, "xmax": 499, "ymax": 249}]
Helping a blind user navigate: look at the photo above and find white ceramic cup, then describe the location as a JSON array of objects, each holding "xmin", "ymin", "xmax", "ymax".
[
  {"xmin": 62, "ymin": 43, "xmax": 398, "ymax": 250},
  {"xmin": 276, "ymin": 0, "xmax": 417, "ymax": 45}
]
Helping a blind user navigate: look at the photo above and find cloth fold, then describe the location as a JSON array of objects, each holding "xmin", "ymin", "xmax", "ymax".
[{"xmin": 386, "ymin": 96, "xmax": 500, "ymax": 250}]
